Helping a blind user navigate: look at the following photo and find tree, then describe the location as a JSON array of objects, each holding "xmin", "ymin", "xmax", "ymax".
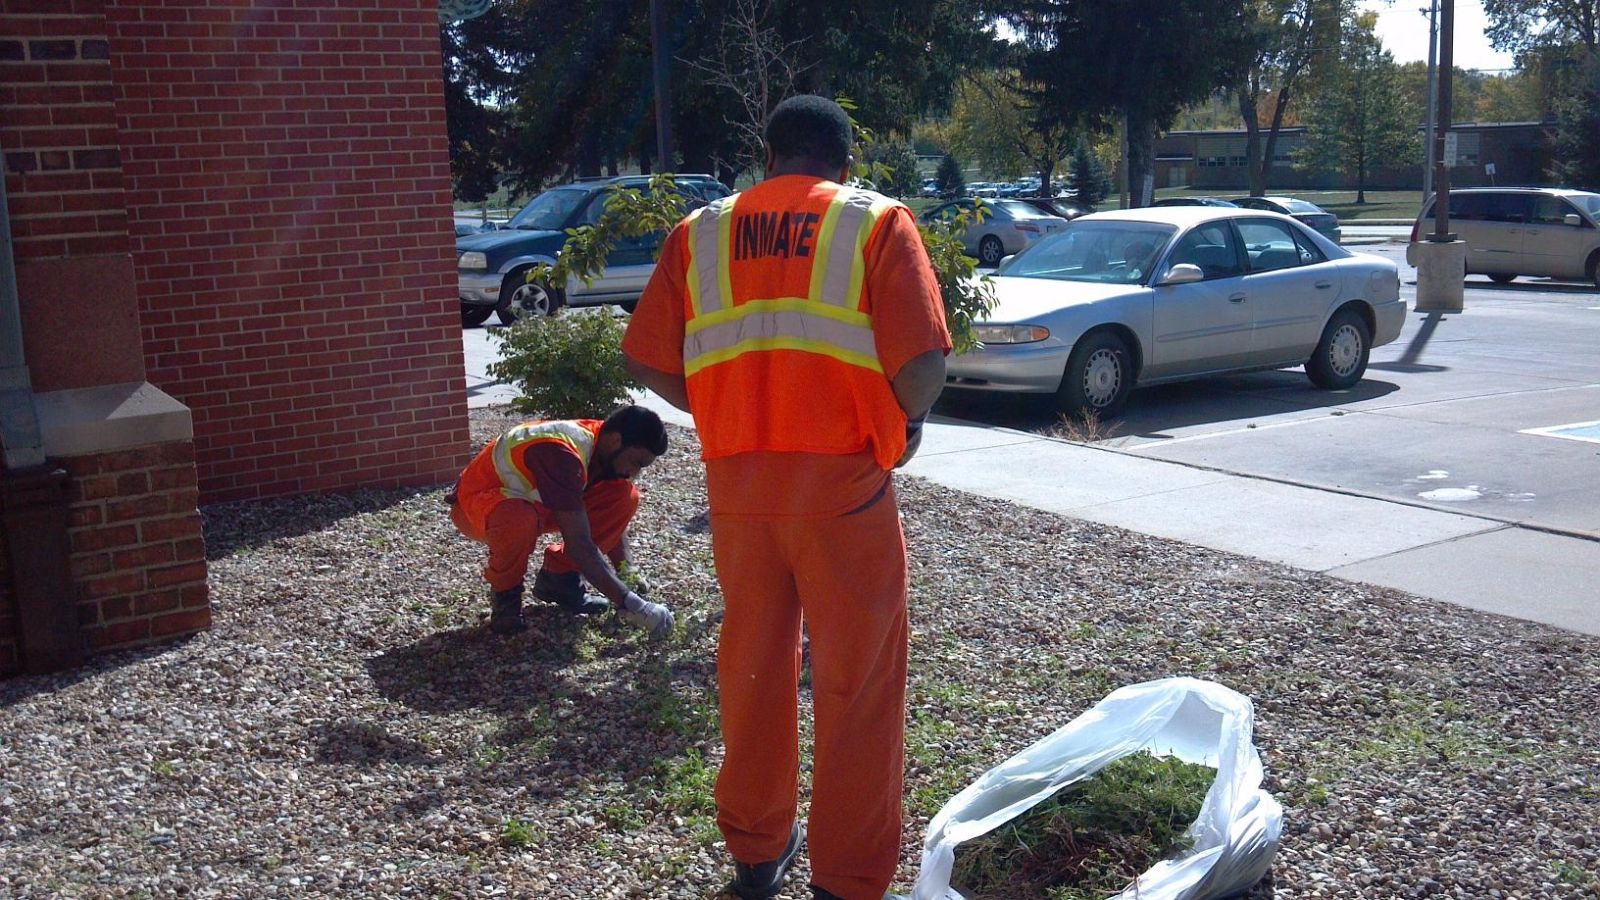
[
  {"xmin": 864, "ymin": 141, "xmax": 923, "ymax": 197},
  {"xmin": 684, "ymin": 0, "xmax": 811, "ymax": 179},
  {"xmin": 935, "ymin": 154, "xmax": 965, "ymax": 198},
  {"xmin": 945, "ymin": 67, "xmax": 1078, "ymax": 195},
  {"xmin": 442, "ymin": 0, "xmax": 996, "ymax": 193},
  {"xmin": 1293, "ymin": 16, "xmax": 1419, "ymax": 203},
  {"xmin": 1549, "ymin": 55, "xmax": 1600, "ymax": 188},
  {"xmin": 1004, "ymin": 0, "xmax": 1254, "ymax": 207},
  {"xmin": 1067, "ymin": 138, "xmax": 1110, "ymax": 207},
  {"xmin": 1483, "ymin": 0, "xmax": 1599, "ymax": 56},
  {"xmin": 1233, "ymin": 0, "xmax": 1348, "ymax": 196}
]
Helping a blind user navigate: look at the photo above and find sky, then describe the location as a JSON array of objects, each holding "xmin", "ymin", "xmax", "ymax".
[{"xmin": 1361, "ymin": 0, "xmax": 1517, "ymax": 72}]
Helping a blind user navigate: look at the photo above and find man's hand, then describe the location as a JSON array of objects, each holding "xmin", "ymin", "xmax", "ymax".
[{"xmin": 619, "ymin": 591, "xmax": 674, "ymax": 640}]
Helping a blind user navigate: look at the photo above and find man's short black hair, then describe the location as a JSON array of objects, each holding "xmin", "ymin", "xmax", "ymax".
[
  {"xmin": 601, "ymin": 405, "xmax": 668, "ymax": 456},
  {"xmin": 765, "ymin": 95, "xmax": 852, "ymax": 170}
]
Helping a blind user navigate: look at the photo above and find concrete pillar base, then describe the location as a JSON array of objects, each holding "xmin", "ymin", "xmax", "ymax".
[{"xmin": 1411, "ymin": 240, "xmax": 1467, "ymax": 312}]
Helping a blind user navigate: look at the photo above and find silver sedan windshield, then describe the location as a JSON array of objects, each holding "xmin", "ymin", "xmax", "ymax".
[{"xmin": 1000, "ymin": 222, "xmax": 1177, "ymax": 285}]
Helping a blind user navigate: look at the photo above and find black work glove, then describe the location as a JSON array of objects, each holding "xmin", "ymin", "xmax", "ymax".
[{"xmin": 895, "ymin": 415, "xmax": 927, "ymax": 469}]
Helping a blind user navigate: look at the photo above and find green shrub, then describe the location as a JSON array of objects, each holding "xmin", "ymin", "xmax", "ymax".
[{"xmin": 486, "ymin": 310, "xmax": 636, "ymax": 419}]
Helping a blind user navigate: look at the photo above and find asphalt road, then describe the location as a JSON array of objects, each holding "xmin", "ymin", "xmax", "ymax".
[{"xmin": 937, "ymin": 243, "xmax": 1600, "ymax": 539}]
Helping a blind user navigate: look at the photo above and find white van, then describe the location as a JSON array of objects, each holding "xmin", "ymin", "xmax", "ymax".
[{"xmin": 1408, "ymin": 187, "xmax": 1600, "ymax": 288}]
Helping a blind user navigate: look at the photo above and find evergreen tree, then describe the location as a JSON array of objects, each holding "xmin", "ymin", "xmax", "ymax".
[
  {"xmin": 865, "ymin": 141, "xmax": 924, "ymax": 198},
  {"xmin": 1549, "ymin": 55, "xmax": 1600, "ymax": 189},
  {"xmin": 936, "ymin": 154, "xmax": 965, "ymax": 199},
  {"xmin": 1293, "ymin": 15, "xmax": 1418, "ymax": 203},
  {"xmin": 1068, "ymin": 139, "xmax": 1110, "ymax": 207}
]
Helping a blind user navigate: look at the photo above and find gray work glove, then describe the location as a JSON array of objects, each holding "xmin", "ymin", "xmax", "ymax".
[{"xmin": 619, "ymin": 591, "xmax": 674, "ymax": 640}]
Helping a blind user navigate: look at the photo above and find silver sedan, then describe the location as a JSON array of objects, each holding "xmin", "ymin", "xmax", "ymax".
[
  {"xmin": 946, "ymin": 207, "xmax": 1405, "ymax": 417},
  {"xmin": 921, "ymin": 198, "xmax": 1071, "ymax": 266}
]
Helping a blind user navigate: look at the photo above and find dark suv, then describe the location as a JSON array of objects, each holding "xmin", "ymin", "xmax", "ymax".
[{"xmin": 456, "ymin": 174, "xmax": 731, "ymax": 326}]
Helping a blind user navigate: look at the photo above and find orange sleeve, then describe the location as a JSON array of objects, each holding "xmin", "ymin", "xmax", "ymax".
[
  {"xmin": 622, "ymin": 221, "xmax": 690, "ymax": 375},
  {"xmin": 863, "ymin": 206, "xmax": 952, "ymax": 380}
]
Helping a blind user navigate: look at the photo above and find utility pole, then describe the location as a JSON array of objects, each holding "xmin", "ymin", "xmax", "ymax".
[
  {"xmin": 1431, "ymin": 0, "xmax": 1454, "ymax": 242},
  {"xmin": 1422, "ymin": 0, "xmax": 1438, "ymax": 199},
  {"xmin": 1413, "ymin": 0, "xmax": 1464, "ymax": 313},
  {"xmin": 650, "ymin": 0, "xmax": 673, "ymax": 172}
]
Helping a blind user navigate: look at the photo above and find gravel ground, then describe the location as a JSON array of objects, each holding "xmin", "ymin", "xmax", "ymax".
[{"xmin": 3, "ymin": 406, "xmax": 1597, "ymax": 899}]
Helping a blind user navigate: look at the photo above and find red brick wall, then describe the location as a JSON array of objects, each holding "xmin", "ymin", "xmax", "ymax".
[
  {"xmin": 63, "ymin": 441, "xmax": 211, "ymax": 656},
  {"xmin": 104, "ymin": 0, "xmax": 469, "ymax": 503}
]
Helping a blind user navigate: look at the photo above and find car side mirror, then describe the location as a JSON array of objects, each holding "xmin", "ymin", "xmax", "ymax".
[
  {"xmin": 997, "ymin": 254, "xmax": 1016, "ymax": 271},
  {"xmin": 1160, "ymin": 263, "xmax": 1204, "ymax": 285},
  {"xmin": 1564, "ymin": 213, "xmax": 1583, "ymax": 227}
]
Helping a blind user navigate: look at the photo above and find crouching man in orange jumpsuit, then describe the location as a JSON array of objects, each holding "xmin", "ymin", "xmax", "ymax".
[
  {"xmin": 622, "ymin": 96, "xmax": 949, "ymax": 900},
  {"xmin": 448, "ymin": 405, "xmax": 675, "ymax": 639}
]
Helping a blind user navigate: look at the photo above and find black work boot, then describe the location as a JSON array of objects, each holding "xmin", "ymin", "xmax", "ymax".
[
  {"xmin": 532, "ymin": 568, "xmax": 608, "ymax": 615},
  {"xmin": 729, "ymin": 822, "xmax": 805, "ymax": 899},
  {"xmin": 488, "ymin": 584, "xmax": 528, "ymax": 635}
]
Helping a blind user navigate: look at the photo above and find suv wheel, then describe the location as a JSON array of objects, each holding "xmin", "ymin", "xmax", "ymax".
[{"xmin": 498, "ymin": 268, "xmax": 564, "ymax": 325}]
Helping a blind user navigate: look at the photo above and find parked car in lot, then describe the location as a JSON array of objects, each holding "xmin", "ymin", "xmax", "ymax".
[
  {"xmin": 1406, "ymin": 187, "xmax": 1600, "ymax": 287},
  {"xmin": 920, "ymin": 198, "xmax": 1072, "ymax": 265},
  {"xmin": 1015, "ymin": 197, "xmax": 1091, "ymax": 221},
  {"xmin": 455, "ymin": 174, "xmax": 730, "ymax": 326},
  {"xmin": 1230, "ymin": 195, "xmax": 1342, "ymax": 244},
  {"xmin": 946, "ymin": 206, "xmax": 1405, "ymax": 417},
  {"xmin": 1152, "ymin": 196, "xmax": 1239, "ymax": 208}
]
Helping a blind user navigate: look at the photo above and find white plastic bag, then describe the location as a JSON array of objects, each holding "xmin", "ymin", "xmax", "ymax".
[{"xmin": 911, "ymin": 677, "xmax": 1282, "ymax": 900}]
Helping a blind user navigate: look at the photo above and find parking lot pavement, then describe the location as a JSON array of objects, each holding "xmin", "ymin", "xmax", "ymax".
[{"xmin": 461, "ymin": 272, "xmax": 1600, "ymax": 637}]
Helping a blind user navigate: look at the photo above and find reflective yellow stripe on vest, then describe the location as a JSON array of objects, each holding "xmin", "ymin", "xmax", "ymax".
[
  {"xmin": 491, "ymin": 421, "xmax": 596, "ymax": 504},
  {"xmin": 684, "ymin": 186, "xmax": 899, "ymax": 377},
  {"xmin": 687, "ymin": 198, "xmax": 737, "ymax": 317}
]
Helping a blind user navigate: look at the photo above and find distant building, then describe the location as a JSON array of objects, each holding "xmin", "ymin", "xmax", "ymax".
[{"xmin": 1152, "ymin": 122, "xmax": 1555, "ymax": 192}]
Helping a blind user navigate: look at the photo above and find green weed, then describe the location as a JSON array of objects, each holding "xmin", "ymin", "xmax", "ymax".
[
  {"xmin": 501, "ymin": 818, "xmax": 539, "ymax": 849},
  {"xmin": 951, "ymin": 751, "xmax": 1214, "ymax": 900}
]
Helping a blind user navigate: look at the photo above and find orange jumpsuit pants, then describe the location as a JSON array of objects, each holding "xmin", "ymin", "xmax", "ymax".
[
  {"xmin": 711, "ymin": 484, "xmax": 909, "ymax": 900},
  {"xmin": 449, "ymin": 479, "xmax": 640, "ymax": 592}
]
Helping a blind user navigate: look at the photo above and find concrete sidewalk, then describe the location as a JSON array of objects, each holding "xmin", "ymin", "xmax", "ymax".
[
  {"xmin": 461, "ymin": 348, "xmax": 1598, "ymax": 638},
  {"xmin": 631, "ymin": 396, "xmax": 1600, "ymax": 639}
]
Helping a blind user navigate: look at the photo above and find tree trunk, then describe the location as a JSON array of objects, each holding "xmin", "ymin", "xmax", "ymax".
[
  {"xmin": 1260, "ymin": 87, "xmax": 1294, "ymax": 198},
  {"xmin": 1239, "ymin": 88, "xmax": 1264, "ymax": 196},
  {"xmin": 1038, "ymin": 159, "xmax": 1054, "ymax": 198},
  {"xmin": 1127, "ymin": 114, "xmax": 1157, "ymax": 207}
]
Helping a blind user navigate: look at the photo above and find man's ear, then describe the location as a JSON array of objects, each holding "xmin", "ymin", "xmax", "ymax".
[
  {"xmin": 598, "ymin": 431, "xmax": 623, "ymax": 456},
  {"xmin": 764, "ymin": 145, "xmax": 776, "ymax": 177}
]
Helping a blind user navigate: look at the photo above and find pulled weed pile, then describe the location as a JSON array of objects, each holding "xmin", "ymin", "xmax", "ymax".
[{"xmin": 951, "ymin": 752, "xmax": 1215, "ymax": 900}]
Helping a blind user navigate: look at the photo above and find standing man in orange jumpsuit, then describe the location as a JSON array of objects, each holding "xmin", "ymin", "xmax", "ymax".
[
  {"xmin": 622, "ymin": 95, "xmax": 949, "ymax": 900},
  {"xmin": 449, "ymin": 405, "xmax": 675, "ymax": 639}
]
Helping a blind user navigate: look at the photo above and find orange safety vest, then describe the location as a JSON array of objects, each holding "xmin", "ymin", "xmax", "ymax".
[
  {"xmin": 681, "ymin": 182, "xmax": 909, "ymax": 469},
  {"xmin": 454, "ymin": 419, "xmax": 602, "ymax": 531}
]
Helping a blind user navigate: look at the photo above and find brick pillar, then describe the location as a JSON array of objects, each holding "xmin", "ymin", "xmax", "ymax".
[{"xmin": 2, "ymin": 3, "xmax": 209, "ymax": 675}]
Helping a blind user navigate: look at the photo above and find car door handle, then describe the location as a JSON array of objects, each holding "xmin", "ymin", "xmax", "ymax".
[
  {"xmin": 1228, "ymin": 292, "xmax": 1247, "ymax": 303},
  {"xmin": 1315, "ymin": 280, "xmax": 1334, "ymax": 289}
]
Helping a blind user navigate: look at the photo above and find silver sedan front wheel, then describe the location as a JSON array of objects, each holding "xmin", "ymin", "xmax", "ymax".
[{"xmin": 1057, "ymin": 331, "xmax": 1133, "ymax": 418}]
